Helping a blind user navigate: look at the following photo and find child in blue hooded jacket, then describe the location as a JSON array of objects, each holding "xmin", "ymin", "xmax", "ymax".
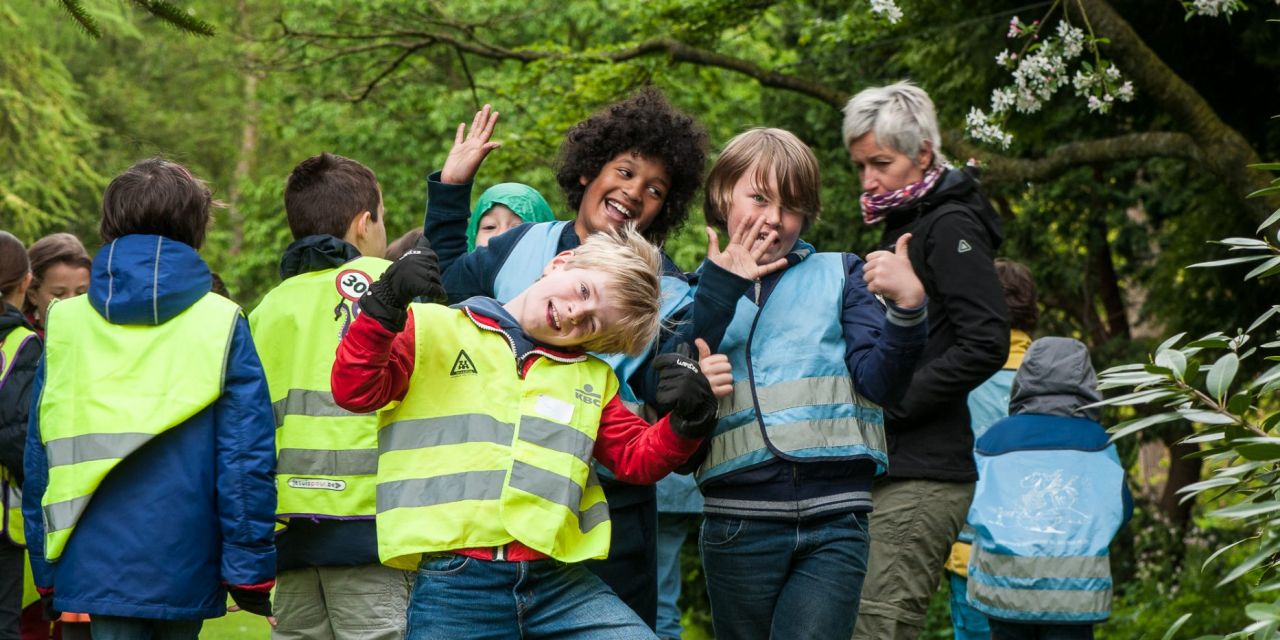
[{"xmin": 23, "ymin": 159, "xmax": 277, "ymax": 639}]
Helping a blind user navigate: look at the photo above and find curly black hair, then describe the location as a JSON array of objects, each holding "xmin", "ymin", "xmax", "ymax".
[{"xmin": 555, "ymin": 87, "xmax": 709, "ymax": 244}]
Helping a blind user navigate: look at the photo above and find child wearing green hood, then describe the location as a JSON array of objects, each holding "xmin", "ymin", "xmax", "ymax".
[{"xmin": 468, "ymin": 183, "xmax": 556, "ymax": 250}]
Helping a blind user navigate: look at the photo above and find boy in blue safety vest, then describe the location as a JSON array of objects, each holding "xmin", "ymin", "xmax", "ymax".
[
  {"xmin": 22, "ymin": 158, "xmax": 278, "ymax": 639},
  {"xmin": 685, "ymin": 128, "xmax": 930, "ymax": 640},
  {"xmin": 421, "ymin": 94, "xmax": 721, "ymax": 627},
  {"xmin": 966, "ymin": 337, "xmax": 1132, "ymax": 639},
  {"xmin": 331, "ymin": 225, "xmax": 719, "ymax": 639},
  {"xmin": 250, "ymin": 153, "xmax": 429, "ymax": 640}
]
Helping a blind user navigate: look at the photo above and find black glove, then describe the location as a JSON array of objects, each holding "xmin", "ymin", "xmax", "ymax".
[
  {"xmin": 38, "ymin": 590, "xmax": 60, "ymax": 621},
  {"xmin": 360, "ymin": 246, "xmax": 447, "ymax": 332},
  {"xmin": 228, "ymin": 586, "xmax": 273, "ymax": 618},
  {"xmin": 653, "ymin": 344, "xmax": 718, "ymax": 439}
]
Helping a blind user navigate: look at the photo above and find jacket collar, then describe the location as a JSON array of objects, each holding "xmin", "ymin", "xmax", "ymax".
[
  {"xmin": 88, "ymin": 235, "xmax": 211, "ymax": 326},
  {"xmin": 279, "ymin": 235, "xmax": 362, "ymax": 279},
  {"xmin": 454, "ymin": 297, "xmax": 587, "ymax": 369}
]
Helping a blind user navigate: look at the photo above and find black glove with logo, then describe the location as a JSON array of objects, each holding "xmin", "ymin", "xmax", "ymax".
[
  {"xmin": 360, "ymin": 246, "xmax": 447, "ymax": 332},
  {"xmin": 653, "ymin": 344, "xmax": 718, "ymax": 439},
  {"xmin": 228, "ymin": 586, "xmax": 273, "ymax": 618}
]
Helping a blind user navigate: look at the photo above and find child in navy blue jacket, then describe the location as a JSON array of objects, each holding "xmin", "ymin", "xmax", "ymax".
[
  {"xmin": 23, "ymin": 159, "xmax": 277, "ymax": 639},
  {"xmin": 688, "ymin": 128, "xmax": 929, "ymax": 640}
]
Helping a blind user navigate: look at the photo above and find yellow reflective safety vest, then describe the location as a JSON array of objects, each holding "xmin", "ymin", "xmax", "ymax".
[
  {"xmin": 375, "ymin": 304, "xmax": 615, "ymax": 570},
  {"xmin": 2, "ymin": 325, "xmax": 37, "ymax": 547},
  {"xmin": 250, "ymin": 256, "xmax": 390, "ymax": 520},
  {"xmin": 38, "ymin": 293, "xmax": 240, "ymax": 561}
]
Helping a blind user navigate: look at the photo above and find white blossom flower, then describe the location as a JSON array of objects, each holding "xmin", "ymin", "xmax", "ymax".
[
  {"xmin": 1116, "ymin": 81, "xmax": 1135, "ymax": 101},
  {"xmin": 995, "ymin": 49, "xmax": 1017, "ymax": 68},
  {"xmin": 1007, "ymin": 16, "xmax": 1022, "ymax": 38},
  {"xmin": 965, "ymin": 107, "xmax": 1013, "ymax": 148},
  {"xmin": 1073, "ymin": 70, "xmax": 1096, "ymax": 94},
  {"xmin": 1104, "ymin": 64, "xmax": 1121, "ymax": 80},
  {"xmin": 1055, "ymin": 21, "xmax": 1085, "ymax": 58},
  {"xmin": 869, "ymin": 0, "xmax": 904, "ymax": 24},
  {"xmin": 991, "ymin": 88, "xmax": 1015, "ymax": 114},
  {"xmin": 1189, "ymin": 0, "xmax": 1243, "ymax": 17}
]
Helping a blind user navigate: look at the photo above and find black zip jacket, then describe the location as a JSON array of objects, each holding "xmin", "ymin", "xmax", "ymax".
[
  {"xmin": 875, "ymin": 167, "xmax": 1010, "ymax": 482},
  {"xmin": 0, "ymin": 303, "xmax": 40, "ymax": 487}
]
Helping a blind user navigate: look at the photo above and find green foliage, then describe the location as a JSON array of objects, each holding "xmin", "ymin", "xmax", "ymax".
[{"xmin": 55, "ymin": 0, "xmax": 216, "ymax": 38}]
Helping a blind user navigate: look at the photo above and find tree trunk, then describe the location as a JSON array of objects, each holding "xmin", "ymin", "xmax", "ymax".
[{"xmin": 226, "ymin": 0, "xmax": 259, "ymax": 256}]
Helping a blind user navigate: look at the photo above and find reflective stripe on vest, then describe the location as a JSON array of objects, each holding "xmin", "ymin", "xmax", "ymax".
[
  {"xmin": 968, "ymin": 546, "xmax": 1112, "ymax": 622},
  {"xmin": 374, "ymin": 304, "xmax": 614, "ymax": 570},
  {"xmin": 696, "ymin": 252, "xmax": 887, "ymax": 485},
  {"xmin": 1, "ymin": 325, "xmax": 36, "ymax": 547},
  {"xmin": 39, "ymin": 293, "xmax": 238, "ymax": 561},
  {"xmin": 250, "ymin": 256, "xmax": 391, "ymax": 519},
  {"xmin": 966, "ymin": 425, "xmax": 1124, "ymax": 622}
]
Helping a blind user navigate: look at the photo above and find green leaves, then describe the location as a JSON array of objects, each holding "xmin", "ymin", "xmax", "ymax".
[{"xmin": 1206, "ymin": 352, "xmax": 1239, "ymax": 402}]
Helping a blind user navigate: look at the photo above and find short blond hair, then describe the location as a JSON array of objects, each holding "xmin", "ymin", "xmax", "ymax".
[
  {"xmin": 563, "ymin": 225, "xmax": 662, "ymax": 355},
  {"xmin": 704, "ymin": 128, "xmax": 821, "ymax": 232}
]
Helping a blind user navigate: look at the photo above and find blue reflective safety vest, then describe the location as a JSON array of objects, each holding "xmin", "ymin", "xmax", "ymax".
[
  {"xmin": 695, "ymin": 252, "xmax": 887, "ymax": 485},
  {"xmin": 491, "ymin": 220, "xmax": 693, "ymax": 409},
  {"xmin": 966, "ymin": 414, "xmax": 1125, "ymax": 623}
]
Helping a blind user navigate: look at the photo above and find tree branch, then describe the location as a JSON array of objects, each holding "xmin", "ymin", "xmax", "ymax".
[{"xmin": 947, "ymin": 131, "xmax": 1202, "ymax": 185}]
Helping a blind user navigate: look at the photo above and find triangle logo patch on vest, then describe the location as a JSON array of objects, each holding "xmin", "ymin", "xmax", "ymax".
[
  {"xmin": 957, "ymin": 239, "xmax": 973, "ymax": 254},
  {"xmin": 450, "ymin": 350, "xmax": 478, "ymax": 377}
]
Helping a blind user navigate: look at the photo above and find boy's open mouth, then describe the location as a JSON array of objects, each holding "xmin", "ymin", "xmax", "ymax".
[
  {"xmin": 604, "ymin": 198, "xmax": 633, "ymax": 222},
  {"xmin": 547, "ymin": 301, "xmax": 562, "ymax": 331}
]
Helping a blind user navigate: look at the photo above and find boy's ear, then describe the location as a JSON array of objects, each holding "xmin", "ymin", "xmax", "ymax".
[
  {"xmin": 346, "ymin": 210, "xmax": 372, "ymax": 242},
  {"xmin": 541, "ymin": 250, "xmax": 576, "ymax": 277},
  {"xmin": 579, "ymin": 175, "xmax": 590, "ymax": 187}
]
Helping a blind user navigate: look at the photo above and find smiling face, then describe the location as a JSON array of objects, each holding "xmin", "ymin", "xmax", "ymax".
[
  {"xmin": 504, "ymin": 254, "xmax": 624, "ymax": 350},
  {"xmin": 574, "ymin": 152, "xmax": 670, "ymax": 241},
  {"xmin": 475, "ymin": 204, "xmax": 524, "ymax": 248},
  {"xmin": 847, "ymin": 132, "xmax": 932, "ymax": 196},
  {"xmin": 28, "ymin": 262, "xmax": 90, "ymax": 326},
  {"xmin": 724, "ymin": 165, "xmax": 805, "ymax": 267}
]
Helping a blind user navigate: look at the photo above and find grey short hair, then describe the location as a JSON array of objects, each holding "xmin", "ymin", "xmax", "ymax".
[{"xmin": 842, "ymin": 81, "xmax": 946, "ymax": 167}]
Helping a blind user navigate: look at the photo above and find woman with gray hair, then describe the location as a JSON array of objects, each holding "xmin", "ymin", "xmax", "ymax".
[{"xmin": 843, "ymin": 81, "xmax": 1011, "ymax": 640}]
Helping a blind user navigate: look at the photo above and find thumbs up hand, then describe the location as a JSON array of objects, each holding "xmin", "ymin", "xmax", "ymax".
[
  {"xmin": 863, "ymin": 233, "xmax": 925, "ymax": 309},
  {"xmin": 695, "ymin": 338, "xmax": 734, "ymax": 400}
]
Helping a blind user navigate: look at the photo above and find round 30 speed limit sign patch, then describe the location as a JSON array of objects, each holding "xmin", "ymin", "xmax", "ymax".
[{"xmin": 335, "ymin": 269, "xmax": 373, "ymax": 301}]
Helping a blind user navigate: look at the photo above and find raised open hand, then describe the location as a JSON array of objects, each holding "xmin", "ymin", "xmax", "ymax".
[
  {"xmin": 705, "ymin": 216, "xmax": 788, "ymax": 281},
  {"xmin": 863, "ymin": 233, "xmax": 925, "ymax": 308},
  {"xmin": 440, "ymin": 104, "xmax": 501, "ymax": 185}
]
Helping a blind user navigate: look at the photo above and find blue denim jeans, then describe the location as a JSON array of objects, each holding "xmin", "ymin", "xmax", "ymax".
[
  {"xmin": 700, "ymin": 511, "xmax": 870, "ymax": 640},
  {"xmin": 655, "ymin": 514, "xmax": 698, "ymax": 639},
  {"xmin": 88, "ymin": 615, "xmax": 202, "ymax": 640},
  {"xmin": 405, "ymin": 554, "xmax": 657, "ymax": 639},
  {"xmin": 949, "ymin": 572, "xmax": 992, "ymax": 640}
]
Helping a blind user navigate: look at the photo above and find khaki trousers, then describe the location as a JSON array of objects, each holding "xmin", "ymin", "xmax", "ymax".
[{"xmin": 272, "ymin": 564, "xmax": 414, "ymax": 640}]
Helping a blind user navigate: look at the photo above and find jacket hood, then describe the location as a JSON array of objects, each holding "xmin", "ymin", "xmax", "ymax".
[
  {"xmin": 0, "ymin": 303, "xmax": 33, "ymax": 335},
  {"xmin": 279, "ymin": 235, "xmax": 362, "ymax": 280},
  {"xmin": 88, "ymin": 235, "xmax": 212, "ymax": 326},
  {"xmin": 1009, "ymin": 337, "xmax": 1103, "ymax": 420},
  {"xmin": 887, "ymin": 167, "xmax": 1005, "ymax": 251}
]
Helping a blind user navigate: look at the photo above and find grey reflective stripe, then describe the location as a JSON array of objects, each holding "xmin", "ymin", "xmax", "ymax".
[
  {"xmin": 380, "ymin": 415, "xmax": 514, "ymax": 453},
  {"xmin": 376, "ymin": 470, "xmax": 506, "ymax": 512},
  {"xmin": 721, "ymin": 375, "xmax": 866, "ymax": 417},
  {"xmin": 278, "ymin": 448, "xmax": 378, "ymax": 476},
  {"xmin": 579, "ymin": 501, "xmax": 609, "ymax": 533},
  {"xmin": 518, "ymin": 417, "xmax": 594, "ymax": 462},
  {"xmin": 45, "ymin": 432, "xmax": 155, "ymax": 468},
  {"xmin": 273, "ymin": 389, "xmax": 370, "ymax": 427},
  {"xmin": 702, "ymin": 491, "xmax": 872, "ymax": 519},
  {"xmin": 973, "ymin": 548, "xmax": 1111, "ymax": 579},
  {"xmin": 704, "ymin": 417, "xmax": 883, "ymax": 472},
  {"xmin": 509, "ymin": 461, "xmax": 583, "ymax": 515},
  {"xmin": 43, "ymin": 494, "xmax": 92, "ymax": 533},
  {"xmin": 968, "ymin": 578, "xmax": 1111, "ymax": 615}
]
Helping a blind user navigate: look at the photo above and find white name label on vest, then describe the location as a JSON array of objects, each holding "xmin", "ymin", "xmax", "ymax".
[
  {"xmin": 533, "ymin": 394, "xmax": 574, "ymax": 424},
  {"xmin": 287, "ymin": 478, "xmax": 347, "ymax": 491}
]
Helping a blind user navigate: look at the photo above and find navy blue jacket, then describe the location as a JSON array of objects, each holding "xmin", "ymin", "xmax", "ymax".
[{"xmin": 23, "ymin": 235, "xmax": 277, "ymax": 620}]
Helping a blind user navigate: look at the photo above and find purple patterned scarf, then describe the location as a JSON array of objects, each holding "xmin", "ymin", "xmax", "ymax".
[{"xmin": 860, "ymin": 166, "xmax": 944, "ymax": 225}]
